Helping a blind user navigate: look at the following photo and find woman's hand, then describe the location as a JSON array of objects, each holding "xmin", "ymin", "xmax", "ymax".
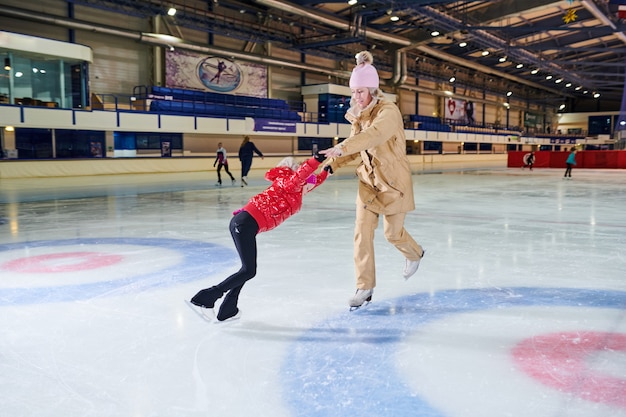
[{"xmin": 320, "ymin": 147, "xmax": 343, "ymax": 158}]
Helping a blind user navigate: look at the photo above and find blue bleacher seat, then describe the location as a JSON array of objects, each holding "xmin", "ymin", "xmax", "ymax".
[{"xmin": 145, "ymin": 86, "xmax": 299, "ymax": 120}]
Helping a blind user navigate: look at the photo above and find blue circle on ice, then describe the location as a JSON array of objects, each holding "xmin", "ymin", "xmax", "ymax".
[
  {"xmin": 0, "ymin": 237, "xmax": 236, "ymax": 305},
  {"xmin": 282, "ymin": 287, "xmax": 626, "ymax": 417}
]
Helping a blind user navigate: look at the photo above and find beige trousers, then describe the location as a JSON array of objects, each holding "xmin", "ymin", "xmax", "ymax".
[{"xmin": 354, "ymin": 205, "xmax": 423, "ymax": 290}]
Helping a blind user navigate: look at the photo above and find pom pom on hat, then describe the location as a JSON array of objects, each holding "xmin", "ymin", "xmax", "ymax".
[{"xmin": 349, "ymin": 50, "xmax": 379, "ymax": 89}]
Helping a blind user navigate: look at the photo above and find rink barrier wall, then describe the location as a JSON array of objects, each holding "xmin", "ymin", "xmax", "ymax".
[
  {"xmin": 508, "ymin": 151, "xmax": 626, "ymax": 169},
  {"xmin": 0, "ymin": 154, "xmax": 507, "ymax": 179}
]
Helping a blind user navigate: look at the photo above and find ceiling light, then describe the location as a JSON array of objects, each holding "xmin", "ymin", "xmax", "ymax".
[
  {"xmin": 167, "ymin": 7, "xmax": 177, "ymax": 16},
  {"xmin": 5, "ymin": 126, "xmax": 14, "ymax": 132},
  {"xmin": 565, "ymin": 82, "xmax": 572, "ymax": 87},
  {"xmin": 559, "ymin": 104, "xmax": 566, "ymax": 110},
  {"xmin": 431, "ymin": 30, "xmax": 440, "ymax": 36},
  {"xmin": 583, "ymin": 90, "xmax": 589, "ymax": 94},
  {"xmin": 545, "ymin": 75, "xmax": 553, "ymax": 80},
  {"xmin": 531, "ymin": 68, "xmax": 539, "ymax": 74},
  {"xmin": 481, "ymin": 50, "xmax": 489, "ymax": 56},
  {"xmin": 516, "ymin": 63, "xmax": 523, "ymax": 69},
  {"xmin": 499, "ymin": 56, "xmax": 507, "ymax": 62},
  {"xmin": 575, "ymin": 86, "xmax": 582, "ymax": 91},
  {"xmin": 506, "ymin": 91, "xmax": 512, "ymax": 97},
  {"xmin": 390, "ymin": 15, "xmax": 399, "ymax": 21},
  {"xmin": 449, "ymin": 76, "xmax": 456, "ymax": 83},
  {"xmin": 459, "ymin": 41, "xmax": 467, "ymax": 47},
  {"xmin": 348, "ymin": 0, "xmax": 358, "ymax": 5},
  {"xmin": 593, "ymin": 92, "xmax": 600, "ymax": 98},
  {"xmin": 3, "ymin": 58, "xmax": 10, "ymax": 71},
  {"xmin": 555, "ymin": 78, "xmax": 563, "ymax": 84}
]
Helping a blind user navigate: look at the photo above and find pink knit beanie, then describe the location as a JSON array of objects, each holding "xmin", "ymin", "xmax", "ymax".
[{"xmin": 349, "ymin": 51, "xmax": 379, "ymax": 89}]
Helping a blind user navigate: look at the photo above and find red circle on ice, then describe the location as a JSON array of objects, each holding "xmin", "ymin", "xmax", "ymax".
[
  {"xmin": 1, "ymin": 252, "xmax": 124, "ymax": 273},
  {"xmin": 512, "ymin": 331, "xmax": 626, "ymax": 408}
]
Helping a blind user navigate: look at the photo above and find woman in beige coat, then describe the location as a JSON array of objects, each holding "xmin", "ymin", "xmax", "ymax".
[{"xmin": 321, "ymin": 51, "xmax": 425, "ymax": 308}]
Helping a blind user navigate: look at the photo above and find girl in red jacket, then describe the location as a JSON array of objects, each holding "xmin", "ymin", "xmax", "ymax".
[{"xmin": 190, "ymin": 153, "xmax": 328, "ymax": 321}]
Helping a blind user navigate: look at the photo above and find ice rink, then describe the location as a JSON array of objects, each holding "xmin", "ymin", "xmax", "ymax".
[{"xmin": 1, "ymin": 166, "xmax": 625, "ymax": 417}]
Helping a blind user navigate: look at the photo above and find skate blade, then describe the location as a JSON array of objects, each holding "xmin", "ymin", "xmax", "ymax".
[
  {"xmin": 185, "ymin": 300, "xmax": 215, "ymax": 322},
  {"xmin": 349, "ymin": 300, "xmax": 371, "ymax": 311}
]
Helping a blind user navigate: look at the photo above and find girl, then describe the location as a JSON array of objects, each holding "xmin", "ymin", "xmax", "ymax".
[{"xmin": 191, "ymin": 153, "xmax": 328, "ymax": 321}]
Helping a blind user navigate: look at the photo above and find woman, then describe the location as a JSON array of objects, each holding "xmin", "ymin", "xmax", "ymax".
[
  {"xmin": 238, "ymin": 136, "xmax": 264, "ymax": 186},
  {"xmin": 321, "ymin": 50, "xmax": 425, "ymax": 309}
]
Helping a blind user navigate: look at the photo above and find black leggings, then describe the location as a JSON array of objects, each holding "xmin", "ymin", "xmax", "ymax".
[
  {"xmin": 564, "ymin": 163, "xmax": 573, "ymax": 177},
  {"xmin": 217, "ymin": 211, "xmax": 259, "ymax": 303},
  {"xmin": 217, "ymin": 162, "xmax": 235, "ymax": 183}
]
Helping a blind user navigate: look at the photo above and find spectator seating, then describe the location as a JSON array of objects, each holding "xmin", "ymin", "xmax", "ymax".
[
  {"xmin": 136, "ymin": 86, "xmax": 302, "ymax": 121},
  {"xmin": 407, "ymin": 114, "xmax": 452, "ymax": 132}
]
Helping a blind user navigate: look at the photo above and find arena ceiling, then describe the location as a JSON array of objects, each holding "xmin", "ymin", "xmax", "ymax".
[{"xmin": 5, "ymin": 0, "xmax": 626, "ymax": 109}]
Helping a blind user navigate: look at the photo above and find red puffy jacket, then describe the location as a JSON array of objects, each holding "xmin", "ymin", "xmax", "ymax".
[{"xmin": 241, "ymin": 157, "xmax": 328, "ymax": 233}]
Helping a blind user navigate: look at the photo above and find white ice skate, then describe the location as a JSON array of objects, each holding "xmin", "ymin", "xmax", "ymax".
[{"xmin": 349, "ymin": 289, "xmax": 373, "ymax": 310}]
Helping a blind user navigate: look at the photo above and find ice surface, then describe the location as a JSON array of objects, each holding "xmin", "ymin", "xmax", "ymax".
[{"xmin": 1, "ymin": 168, "xmax": 625, "ymax": 417}]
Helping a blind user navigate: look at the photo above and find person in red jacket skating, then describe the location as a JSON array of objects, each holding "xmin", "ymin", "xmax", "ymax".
[{"xmin": 190, "ymin": 153, "xmax": 329, "ymax": 321}]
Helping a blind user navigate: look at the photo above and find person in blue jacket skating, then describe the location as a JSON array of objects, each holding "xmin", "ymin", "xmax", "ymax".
[{"xmin": 564, "ymin": 148, "xmax": 577, "ymax": 179}]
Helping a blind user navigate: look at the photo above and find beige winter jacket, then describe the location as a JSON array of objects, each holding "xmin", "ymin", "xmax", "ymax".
[{"xmin": 326, "ymin": 98, "xmax": 415, "ymax": 215}]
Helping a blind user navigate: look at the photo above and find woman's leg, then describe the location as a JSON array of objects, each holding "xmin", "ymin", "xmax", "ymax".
[
  {"xmin": 354, "ymin": 205, "xmax": 378, "ymax": 290},
  {"xmin": 242, "ymin": 158, "xmax": 252, "ymax": 178}
]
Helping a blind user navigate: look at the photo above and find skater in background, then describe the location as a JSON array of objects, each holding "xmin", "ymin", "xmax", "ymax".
[
  {"xmin": 214, "ymin": 142, "xmax": 236, "ymax": 186},
  {"xmin": 522, "ymin": 151, "xmax": 535, "ymax": 170},
  {"xmin": 190, "ymin": 153, "xmax": 329, "ymax": 321},
  {"xmin": 238, "ymin": 136, "xmax": 264, "ymax": 187},
  {"xmin": 564, "ymin": 148, "xmax": 577, "ymax": 178},
  {"xmin": 320, "ymin": 50, "xmax": 425, "ymax": 309}
]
